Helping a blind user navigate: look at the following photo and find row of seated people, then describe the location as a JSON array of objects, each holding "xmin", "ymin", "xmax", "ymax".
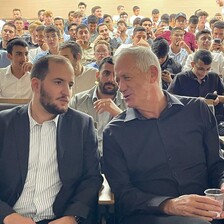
[{"xmin": 1, "ymin": 46, "xmax": 224, "ymax": 224}]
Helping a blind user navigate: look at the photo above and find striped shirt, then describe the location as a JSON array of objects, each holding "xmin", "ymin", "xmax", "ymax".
[{"xmin": 13, "ymin": 105, "xmax": 62, "ymax": 222}]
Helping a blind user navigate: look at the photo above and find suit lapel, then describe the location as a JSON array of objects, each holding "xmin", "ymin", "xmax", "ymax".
[{"xmin": 14, "ymin": 105, "xmax": 30, "ymax": 184}]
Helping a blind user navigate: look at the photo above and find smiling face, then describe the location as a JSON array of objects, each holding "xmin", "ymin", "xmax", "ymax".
[
  {"xmin": 197, "ymin": 33, "xmax": 212, "ymax": 50},
  {"xmin": 115, "ymin": 54, "xmax": 153, "ymax": 108}
]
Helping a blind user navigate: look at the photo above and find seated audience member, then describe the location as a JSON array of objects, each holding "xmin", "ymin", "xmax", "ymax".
[
  {"xmin": 196, "ymin": 10, "xmax": 211, "ymax": 32},
  {"xmin": 37, "ymin": 9, "xmax": 45, "ymax": 23},
  {"xmin": 76, "ymin": 24, "xmax": 95, "ymax": 65},
  {"xmin": 114, "ymin": 26, "xmax": 149, "ymax": 56},
  {"xmin": 72, "ymin": 10, "xmax": 83, "ymax": 26},
  {"xmin": 14, "ymin": 17, "xmax": 28, "ymax": 37},
  {"xmin": 0, "ymin": 38, "xmax": 32, "ymax": 99},
  {"xmin": 215, "ymin": 12, "xmax": 223, "ymax": 21},
  {"xmin": 43, "ymin": 10, "xmax": 54, "ymax": 26},
  {"xmin": 183, "ymin": 29, "xmax": 224, "ymax": 78},
  {"xmin": 210, "ymin": 17, "xmax": 219, "ymax": 31},
  {"xmin": 94, "ymin": 23, "xmax": 120, "ymax": 54},
  {"xmin": 23, "ymin": 21, "xmax": 42, "ymax": 49},
  {"xmin": 103, "ymin": 14, "xmax": 117, "ymax": 38},
  {"xmin": 87, "ymin": 15, "xmax": 98, "ymax": 43},
  {"xmin": 29, "ymin": 25, "xmax": 49, "ymax": 63},
  {"xmin": 64, "ymin": 10, "xmax": 75, "ymax": 34},
  {"xmin": 119, "ymin": 12, "xmax": 129, "ymax": 25},
  {"xmin": 0, "ymin": 55, "xmax": 102, "ymax": 224},
  {"xmin": 154, "ymin": 19, "xmax": 170, "ymax": 37},
  {"xmin": 103, "ymin": 46, "xmax": 224, "ymax": 224},
  {"xmin": 112, "ymin": 20, "xmax": 132, "ymax": 46},
  {"xmin": 11, "ymin": 8, "xmax": 29, "ymax": 30},
  {"xmin": 0, "ymin": 22, "xmax": 16, "ymax": 50},
  {"xmin": 140, "ymin": 18, "xmax": 155, "ymax": 45},
  {"xmin": 168, "ymin": 49, "xmax": 224, "ymax": 122},
  {"xmin": 78, "ymin": 1, "xmax": 87, "ymax": 20},
  {"xmin": 34, "ymin": 25, "xmax": 61, "ymax": 62},
  {"xmin": 59, "ymin": 41, "xmax": 97, "ymax": 94},
  {"xmin": 152, "ymin": 37, "xmax": 182, "ymax": 89},
  {"xmin": 169, "ymin": 13, "xmax": 176, "ymax": 28},
  {"xmin": 83, "ymin": 6, "xmax": 104, "ymax": 25},
  {"xmin": 112, "ymin": 5, "xmax": 125, "ymax": 23},
  {"xmin": 169, "ymin": 27, "xmax": 191, "ymax": 66},
  {"xmin": 70, "ymin": 57, "xmax": 126, "ymax": 155},
  {"xmin": 86, "ymin": 40, "xmax": 111, "ymax": 69},
  {"xmin": 186, "ymin": 15, "xmax": 199, "ymax": 35},
  {"xmin": 159, "ymin": 12, "xmax": 197, "ymax": 52},
  {"xmin": 126, "ymin": 17, "xmax": 141, "ymax": 37},
  {"xmin": 67, "ymin": 22, "xmax": 77, "ymax": 41},
  {"xmin": 54, "ymin": 17, "xmax": 70, "ymax": 42},
  {"xmin": 210, "ymin": 21, "xmax": 224, "ymax": 54},
  {"xmin": 151, "ymin": 8, "xmax": 160, "ymax": 29},
  {"xmin": 129, "ymin": 6, "xmax": 144, "ymax": 25}
]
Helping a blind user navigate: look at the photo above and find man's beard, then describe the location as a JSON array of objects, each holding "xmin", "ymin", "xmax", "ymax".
[
  {"xmin": 98, "ymin": 81, "xmax": 118, "ymax": 95},
  {"xmin": 40, "ymin": 85, "xmax": 68, "ymax": 115}
]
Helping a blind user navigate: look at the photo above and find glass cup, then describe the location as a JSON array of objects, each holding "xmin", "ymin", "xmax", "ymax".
[{"xmin": 204, "ymin": 188, "xmax": 224, "ymax": 217}]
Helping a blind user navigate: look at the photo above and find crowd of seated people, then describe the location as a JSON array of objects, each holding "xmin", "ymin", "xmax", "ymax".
[{"xmin": 1, "ymin": 2, "xmax": 224, "ymax": 224}]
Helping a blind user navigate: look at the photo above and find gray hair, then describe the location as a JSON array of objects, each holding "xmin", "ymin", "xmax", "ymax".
[{"xmin": 114, "ymin": 46, "xmax": 161, "ymax": 81}]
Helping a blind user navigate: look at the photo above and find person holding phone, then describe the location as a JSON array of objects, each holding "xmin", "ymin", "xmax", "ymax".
[
  {"xmin": 211, "ymin": 21, "xmax": 224, "ymax": 53},
  {"xmin": 168, "ymin": 49, "xmax": 224, "ymax": 122}
]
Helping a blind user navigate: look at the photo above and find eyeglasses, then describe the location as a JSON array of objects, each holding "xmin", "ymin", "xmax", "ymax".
[{"xmin": 95, "ymin": 50, "xmax": 108, "ymax": 55}]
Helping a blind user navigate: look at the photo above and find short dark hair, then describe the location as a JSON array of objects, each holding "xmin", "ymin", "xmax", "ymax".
[
  {"xmin": 171, "ymin": 27, "xmax": 183, "ymax": 35},
  {"xmin": 189, "ymin": 15, "xmax": 199, "ymax": 24},
  {"xmin": 103, "ymin": 14, "xmax": 112, "ymax": 20},
  {"xmin": 91, "ymin": 6, "xmax": 101, "ymax": 14},
  {"xmin": 140, "ymin": 18, "xmax": 152, "ymax": 26},
  {"xmin": 117, "ymin": 20, "xmax": 127, "ymax": 27},
  {"xmin": 161, "ymin": 14, "xmax": 170, "ymax": 22},
  {"xmin": 196, "ymin": 29, "xmax": 211, "ymax": 40},
  {"xmin": 133, "ymin": 26, "xmax": 146, "ymax": 36},
  {"xmin": 68, "ymin": 23, "xmax": 78, "ymax": 31},
  {"xmin": 120, "ymin": 12, "xmax": 128, "ymax": 17},
  {"xmin": 31, "ymin": 55, "xmax": 71, "ymax": 80},
  {"xmin": 88, "ymin": 15, "xmax": 98, "ymax": 24},
  {"xmin": 76, "ymin": 24, "xmax": 89, "ymax": 34},
  {"xmin": 169, "ymin": 14, "xmax": 176, "ymax": 21},
  {"xmin": 213, "ymin": 21, "xmax": 224, "ymax": 30},
  {"xmin": 6, "ymin": 38, "xmax": 28, "ymax": 54},
  {"xmin": 209, "ymin": 17, "xmax": 219, "ymax": 27},
  {"xmin": 152, "ymin": 9, "xmax": 159, "ymax": 14},
  {"xmin": 2, "ymin": 22, "xmax": 16, "ymax": 31},
  {"xmin": 59, "ymin": 41, "xmax": 82, "ymax": 59},
  {"xmin": 36, "ymin": 25, "xmax": 45, "ymax": 32},
  {"xmin": 151, "ymin": 37, "xmax": 169, "ymax": 58},
  {"xmin": 98, "ymin": 56, "xmax": 114, "ymax": 71},
  {"xmin": 133, "ymin": 17, "xmax": 142, "ymax": 26},
  {"xmin": 97, "ymin": 23, "xmax": 107, "ymax": 33},
  {"xmin": 193, "ymin": 49, "xmax": 212, "ymax": 65},
  {"xmin": 44, "ymin": 25, "xmax": 61, "ymax": 37},
  {"xmin": 133, "ymin": 6, "xmax": 140, "ymax": 12},
  {"xmin": 117, "ymin": 5, "xmax": 124, "ymax": 11},
  {"xmin": 78, "ymin": 2, "xmax": 87, "ymax": 8},
  {"xmin": 54, "ymin": 17, "xmax": 65, "ymax": 25},
  {"xmin": 38, "ymin": 9, "xmax": 45, "ymax": 16},
  {"xmin": 196, "ymin": 10, "xmax": 209, "ymax": 17}
]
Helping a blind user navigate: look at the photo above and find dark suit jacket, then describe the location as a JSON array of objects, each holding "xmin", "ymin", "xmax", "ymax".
[{"xmin": 0, "ymin": 105, "xmax": 103, "ymax": 223}]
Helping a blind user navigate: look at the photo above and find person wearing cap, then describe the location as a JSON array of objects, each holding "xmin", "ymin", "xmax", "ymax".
[{"xmin": 158, "ymin": 12, "xmax": 197, "ymax": 52}]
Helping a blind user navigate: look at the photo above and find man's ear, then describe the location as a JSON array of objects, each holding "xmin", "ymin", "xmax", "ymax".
[
  {"xmin": 7, "ymin": 53, "xmax": 12, "ymax": 60},
  {"xmin": 148, "ymin": 65, "xmax": 159, "ymax": 83},
  {"xmin": 77, "ymin": 53, "xmax": 82, "ymax": 61},
  {"xmin": 31, "ymin": 77, "xmax": 41, "ymax": 93},
  {"xmin": 95, "ymin": 71, "xmax": 100, "ymax": 80},
  {"xmin": 191, "ymin": 61, "xmax": 195, "ymax": 68}
]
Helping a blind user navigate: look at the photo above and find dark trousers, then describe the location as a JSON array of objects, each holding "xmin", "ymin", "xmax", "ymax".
[
  {"xmin": 123, "ymin": 214, "xmax": 224, "ymax": 224},
  {"xmin": 36, "ymin": 219, "xmax": 55, "ymax": 224}
]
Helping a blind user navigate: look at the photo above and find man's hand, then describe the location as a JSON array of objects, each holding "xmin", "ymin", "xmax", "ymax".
[
  {"xmin": 22, "ymin": 62, "xmax": 33, "ymax": 73},
  {"xmin": 3, "ymin": 213, "xmax": 36, "ymax": 224},
  {"xmin": 135, "ymin": 38, "xmax": 150, "ymax": 47},
  {"xmin": 49, "ymin": 216, "xmax": 77, "ymax": 224},
  {"xmin": 93, "ymin": 99, "xmax": 122, "ymax": 117},
  {"xmin": 160, "ymin": 194, "xmax": 222, "ymax": 221},
  {"xmin": 162, "ymin": 70, "xmax": 172, "ymax": 84},
  {"xmin": 210, "ymin": 42, "xmax": 224, "ymax": 52}
]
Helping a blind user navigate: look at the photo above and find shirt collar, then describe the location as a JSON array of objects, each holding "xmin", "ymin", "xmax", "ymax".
[
  {"xmin": 124, "ymin": 91, "xmax": 184, "ymax": 122},
  {"xmin": 28, "ymin": 103, "xmax": 59, "ymax": 129},
  {"xmin": 189, "ymin": 70, "xmax": 207, "ymax": 83}
]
